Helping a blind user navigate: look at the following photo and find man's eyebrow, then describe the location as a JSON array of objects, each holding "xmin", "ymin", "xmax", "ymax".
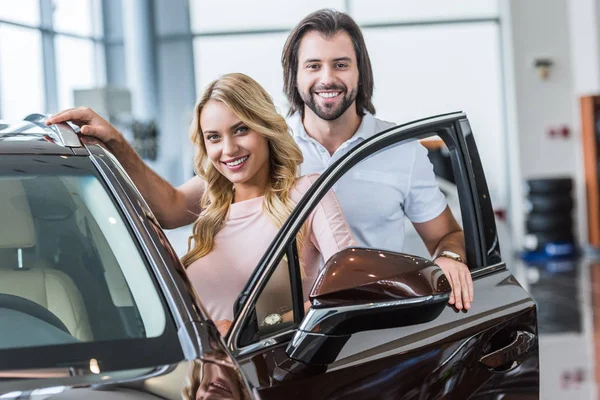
[{"xmin": 303, "ymin": 56, "xmax": 353, "ymax": 63}]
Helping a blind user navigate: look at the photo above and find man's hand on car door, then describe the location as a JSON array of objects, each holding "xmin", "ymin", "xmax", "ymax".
[{"xmin": 434, "ymin": 257, "xmax": 473, "ymax": 311}]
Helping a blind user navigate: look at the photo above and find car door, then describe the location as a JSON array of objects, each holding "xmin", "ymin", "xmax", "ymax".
[{"xmin": 225, "ymin": 112, "xmax": 539, "ymax": 399}]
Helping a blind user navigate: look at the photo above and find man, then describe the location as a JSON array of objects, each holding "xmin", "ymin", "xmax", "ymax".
[
  {"xmin": 281, "ymin": 9, "xmax": 471, "ymax": 310},
  {"xmin": 47, "ymin": 9, "xmax": 472, "ymax": 310}
]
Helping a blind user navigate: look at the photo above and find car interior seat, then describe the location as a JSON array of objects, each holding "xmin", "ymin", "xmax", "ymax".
[{"xmin": 0, "ymin": 179, "xmax": 93, "ymax": 341}]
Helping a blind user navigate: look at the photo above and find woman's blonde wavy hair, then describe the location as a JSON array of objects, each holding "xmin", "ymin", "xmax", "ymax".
[{"xmin": 181, "ymin": 73, "xmax": 305, "ymax": 268}]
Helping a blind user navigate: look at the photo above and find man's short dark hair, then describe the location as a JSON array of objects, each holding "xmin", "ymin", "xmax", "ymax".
[{"xmin": 282, "ymin": 9, "xmax": 375, "ymax": 117}]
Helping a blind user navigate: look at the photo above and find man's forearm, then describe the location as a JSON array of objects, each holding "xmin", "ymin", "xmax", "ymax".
[{"xmin": 433, "ymin": 230, "xmax": 467, "ymax": 261}]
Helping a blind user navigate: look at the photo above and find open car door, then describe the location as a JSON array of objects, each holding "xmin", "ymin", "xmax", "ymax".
[{"xmin": 225, "ymin": 112, "xmax": 539, "ymax": 399}]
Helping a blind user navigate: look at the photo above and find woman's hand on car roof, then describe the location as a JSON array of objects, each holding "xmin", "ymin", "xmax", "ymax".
[{"xmin": 46, "ymin": 107, "xmax": 124, "ymax": 150}]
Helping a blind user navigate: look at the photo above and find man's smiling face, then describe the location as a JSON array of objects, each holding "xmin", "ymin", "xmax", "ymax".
[{"xmin": 296, "ymin": 30, "xmax": 360, "ymax": 121}]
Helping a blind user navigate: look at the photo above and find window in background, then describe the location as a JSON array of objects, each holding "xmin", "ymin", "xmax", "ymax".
[
  {"xmin": 193, "ymin": 33, "xmax": 289, "ymax": 113},
  {"xmin": 94, "ymin": 41, "xmax": 107, "ymax": 87},
  {"xmin": 349, "ymin": 0, "xmax": 498, "ymax": 24},
  {"xmin": 52, "ymin": 0, "xmax": 99, "ymax": 37},
  {"xmin": 0, "ymin": 0, "xmax": 40, "ymax": 26},
  {"xmin": 189, "ymin": 0, "xmax": 345, "ymax": 33},
  {"xmin": 0, "ymin": 25, "xmax": 44, "ymax": 119},
  {"xmin": 55, "ymin": 36, "xmax": 96, "ymax": 109},
  {"xmin": 363, "ymin": 22, "xmax": 506, "ymax": 208},
  {"xmin": 90, "ymin": 0, "xmax": 104, "ymax": 37}
]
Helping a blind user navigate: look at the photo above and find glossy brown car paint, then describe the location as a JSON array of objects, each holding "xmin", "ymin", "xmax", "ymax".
[
  {"xmin": 310, "ymin": 247, "xmax": 452, "ymax": 307},
  {"xmin": 237, "ymin": 269, "xmax": 538, "ymax": 400},
  {"xmin": 284, "ymin": 248, "xmax": 453, "ymax": 365}
]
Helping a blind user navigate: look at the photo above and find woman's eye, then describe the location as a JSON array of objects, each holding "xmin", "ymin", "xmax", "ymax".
[
  {"xmin": 307, "ymin": 64, "xmax": 319, "ymax": 70},
  {"xmin": 335, "ymin": 63, "xmax": 348, "ymax": 68},
  {"xmin": 207, "ymin": 134, "xmax": 220, "ymax": 141},
  {"xmin": 236, "ymin": 126, "xmax": 248, "ymax": 135}
]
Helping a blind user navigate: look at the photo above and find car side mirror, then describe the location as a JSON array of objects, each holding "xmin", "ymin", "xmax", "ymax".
[{"xmin": 286, "ymin": 247, "xmax": 451, "ymax": 365}]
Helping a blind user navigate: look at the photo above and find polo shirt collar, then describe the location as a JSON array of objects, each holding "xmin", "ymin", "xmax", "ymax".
[{"xmin": 289, "ymin": 111, "xmax": 377, "ymax": 143}]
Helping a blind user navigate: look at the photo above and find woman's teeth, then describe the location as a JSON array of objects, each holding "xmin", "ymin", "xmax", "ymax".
[
  {"xmin": 211, "ymin": 381, "xmax": 230, "ymax": 392},
  {"xmin": 225, "ymin": 156, "xmax": 248, "ymax": 167}
]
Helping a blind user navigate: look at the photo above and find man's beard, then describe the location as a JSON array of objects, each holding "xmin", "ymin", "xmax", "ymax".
[{"xmin": 299, "ymin": 84, "xmax": 358, "ymax": 121}]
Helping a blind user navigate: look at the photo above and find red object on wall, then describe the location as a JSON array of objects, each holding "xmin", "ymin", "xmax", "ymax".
[{"xmin": 546, "ymin": 125, "xmax": 570, "ymax": 139}]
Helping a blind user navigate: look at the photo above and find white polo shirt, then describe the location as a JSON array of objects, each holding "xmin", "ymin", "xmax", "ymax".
[{"xmin": 287, "ymin": 112, "xmax": 447, "ymax": 253}]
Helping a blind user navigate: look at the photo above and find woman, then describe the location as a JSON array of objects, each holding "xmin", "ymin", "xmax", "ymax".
[
  {"xmin": 183, "ymin": 73, "xmax": 355, "ymax": 333},
  {"xmin": 176, "ymin": 73, "xmax": 354, "ymax": 333},
  {"xmin": 47, "ymin": 73, "xmax": 355, "ymax": 335}
]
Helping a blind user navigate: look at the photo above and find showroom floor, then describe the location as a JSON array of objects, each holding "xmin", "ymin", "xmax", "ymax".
[
  {"xmin": 165, "ymin": 226, "xmax": 599, "ymax": 398},
  {"xmin": 513, "ymin": 255, "xmax": 599, "ymax": 399}
]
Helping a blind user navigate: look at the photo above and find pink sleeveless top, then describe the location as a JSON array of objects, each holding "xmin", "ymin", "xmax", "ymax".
[{"xmin": 186, "ymin": 175, "xmax": 355, "ymax": 321}]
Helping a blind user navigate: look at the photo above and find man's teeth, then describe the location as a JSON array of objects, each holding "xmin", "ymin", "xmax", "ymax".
[
  {"xmin": 226, "ymin": 156, "xmax": 248, "ymax": 167},
  {"xmin": 318, "ymin": 92, "xmax": 340, "ymax": 99}
]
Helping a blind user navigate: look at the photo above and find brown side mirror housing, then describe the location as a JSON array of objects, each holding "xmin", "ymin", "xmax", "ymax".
[{"xmin": 286, "ymin": 247, "xmax": 452, "ymax": 365}]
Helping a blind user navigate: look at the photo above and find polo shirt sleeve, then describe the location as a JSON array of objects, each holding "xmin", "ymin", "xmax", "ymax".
[{"xmin": 403, "ymin": 142, "xmax": 448, "ymax": 223}]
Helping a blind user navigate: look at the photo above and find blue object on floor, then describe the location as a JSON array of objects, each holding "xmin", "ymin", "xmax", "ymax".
[{"xmin": 521, "ymin": 241, "xmax": 577, "ymax": 263}]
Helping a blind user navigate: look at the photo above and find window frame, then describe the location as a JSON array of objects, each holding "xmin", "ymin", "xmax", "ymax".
[
  {"xmin": 235, "ymin": 239, "xmax": 306, "ymax": 347},
  {"xmin": 89, "ymin": 145, "xmax": 211, "ymax": 360}
]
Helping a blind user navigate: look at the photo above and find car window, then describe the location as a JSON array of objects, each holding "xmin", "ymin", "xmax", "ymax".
[
  {"xmin": 237, "ymin": 243, "xmax": 301, "ymax": 346},
  {"xmin": 0, "ymin": 155, "xmax": 181, "ymax": 371},
  {"xmin": 235, "ymin": 127, "xmax": 493, "ymax": 347},
  {"xmin": 62, "ymin": 175, "xmax": 166, "ymax": 336},
  {"xmin": 401, "ymin": 139, "xmax": 464, "ymax": 259}
]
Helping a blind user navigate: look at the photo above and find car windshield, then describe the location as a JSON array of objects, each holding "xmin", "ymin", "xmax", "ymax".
[{"xmin": 0, "ymin": 155, "xmax": 182, "ymax": 372}]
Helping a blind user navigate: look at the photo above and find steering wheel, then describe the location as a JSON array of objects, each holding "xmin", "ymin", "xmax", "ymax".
[{"xmin": 0, "ymin": 294, "xmax": 71, "ymax": 335}]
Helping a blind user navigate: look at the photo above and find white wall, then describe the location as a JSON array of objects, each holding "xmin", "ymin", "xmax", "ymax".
[
  {"xmin": 508, "ymin": 0, "xmax": 576, "ymax": 177},
  {"xmin": 363, "ymin": 22, "xmax": 507, "ymax": 208},
  {"xmin": 502, "ymin": 0, "xmax": 581, "ymax": 248},
  {"xmin": 349, "ymin": 0, "xmax": 499, "ymax": 23}
]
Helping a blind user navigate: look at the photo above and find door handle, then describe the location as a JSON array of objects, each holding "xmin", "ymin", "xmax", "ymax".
[{"xmin": 479, "ymin": 330, "xmax": 535, "ymax": 369}]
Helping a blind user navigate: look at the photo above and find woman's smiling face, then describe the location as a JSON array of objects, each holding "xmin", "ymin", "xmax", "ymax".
[{"xmin": 200, "ymin": 100, "xmax": 270, "ymax": 189}]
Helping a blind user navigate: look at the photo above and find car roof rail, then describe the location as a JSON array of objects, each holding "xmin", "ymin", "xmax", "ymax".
[{"xmin": 24, "ymin": 113, "xmax": 82, "ymax": 148}]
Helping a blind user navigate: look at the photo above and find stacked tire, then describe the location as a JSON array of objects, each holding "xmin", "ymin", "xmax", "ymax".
[{"xmin": 523, "ymin": 177, "xmax": 576, "ymax": 260}]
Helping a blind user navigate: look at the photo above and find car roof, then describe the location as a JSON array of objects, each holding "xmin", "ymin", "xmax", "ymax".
[{"xmin": 0, "ymin": 114, "xmax": 86, "ymax": 156}]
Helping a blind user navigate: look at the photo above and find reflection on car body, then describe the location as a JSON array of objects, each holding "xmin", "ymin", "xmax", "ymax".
[{"xmin": 0, "ymin": 113, "xmax": 539, "ymax": 399}]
